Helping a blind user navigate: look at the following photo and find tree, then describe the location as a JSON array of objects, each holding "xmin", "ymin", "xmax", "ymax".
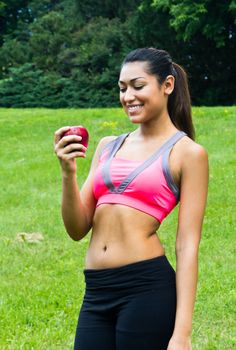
[
  {"xmin": 0, "ymin": 38, "xmax": 30, "ymax": 77},
  {"xmin": 133, "ymin": 0, "xmax": 236, "ymax": 104},
  {"xmin": 152, "ymin": 0, "xmax": 236, "ymax": 48},
  {"xmin": 0, "ymin": 63, "xmax": 67, "ymax": 107},
  {"xmin": 74, "ymin": 0, "xmax": 141, "ymax": 22},
  {"xmin": 0, "ymin": 0, "xmax": 31, "ymax": 44},
  {"xmin": 28, "ymin": 11, "xmax": 71, "ymax": 72},
  {"xmin": 0, "ymin": 0, "xmax": 235, "ymax": 106}
]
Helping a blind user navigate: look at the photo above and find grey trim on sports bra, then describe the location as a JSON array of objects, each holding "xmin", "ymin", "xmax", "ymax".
[
  {"xmin": 100, "ymin": 137, "xmax": 118, "ymax": 155},
  {"xmin": 101, "ymin": 133, "xmax": 130, "ymax": 193},
  {"xmin": 162, "ymin": 149, "xmax": 180, "ymax": 201},
  {"xmin": 102, "ymin": 131, "xmax": 187, "ymax": 195}
]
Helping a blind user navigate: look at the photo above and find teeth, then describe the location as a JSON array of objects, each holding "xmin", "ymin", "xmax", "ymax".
[{"xmin": 128, "ymin": 104, "xmax": 143, "ymax": 111}]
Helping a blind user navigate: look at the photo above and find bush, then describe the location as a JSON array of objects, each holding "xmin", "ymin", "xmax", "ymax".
[
  {"xmin": 0, "ymin": 63, "xmax": 120, "ymax": 108},
  {"xmin": 0, "ymin": 64, "xmax": 65, "ymax": 108}
]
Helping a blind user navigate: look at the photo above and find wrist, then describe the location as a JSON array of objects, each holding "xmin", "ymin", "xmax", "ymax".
[
  {"xmin": 168, "ymin": 334, "xmax": 192, "ymax": 350},
  {"xmin": 172, "ymin": 332, "xmax": 191, "ymax": 339},
  {"xmin": 62, "ymin": 170, "xmax": 77, "ymax": 181},
  {"xmin": 172, "ymin": 327, "xmax": 192, "ymax": 339}
]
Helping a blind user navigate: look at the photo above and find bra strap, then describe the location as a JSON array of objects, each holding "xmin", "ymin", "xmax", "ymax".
[
  {"xmin": 102, "ymin": 133, "xmax": 130, "ymax": 192},
  {"xmin": 161, "ymin": 131, "xmax": 187, "ymax": 201},
  {"xmin": 108, "ymin": 133, "xmax": 130, "ymax": 158}
]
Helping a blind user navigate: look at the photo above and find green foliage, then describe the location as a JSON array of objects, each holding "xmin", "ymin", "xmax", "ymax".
[
  {"xmin": 0, "ymin": 0, "xmax": 235, "ymax": 106},
  {"xmin": 28, "ymin": 11, "xmax": 71, "ymax": 72},
  {"xmin": 134, "ymin": 0, "xmax": 236, "ymax": 105},
  {"xmin": 0, "ymin": 0, "xmax": 32, "ymax": 46},
  {"xmin": 0, "ymin": 62, "xmax": 121, "ymax": 108},
  {"xmin": 0, "ymin": 15, "xmax": 132, "ymax": 107},
  {"xmin": 28, "ymin": 0, "xmax": 60, "ymax": 18},
  {"xmin": 0, "ymin": 1, "xmax": 6, "ymax": 14},
  {"xmin": 0, "ymin": 63, "xmax": 65, "ymax": 107},
  {"xmin": 152, "ymin": 0, "xmax": 236, "ymax": 48},
  {"xmin": 0, "ymin": 38, "xmax": 30, "ymax": 77},
  {"xmin": 74, "ymin": 0, "xmax": 141, "ymax": 22},
  {"xmin": 131, "ymin": 0, "xmax": 179, "ymax": 50}
]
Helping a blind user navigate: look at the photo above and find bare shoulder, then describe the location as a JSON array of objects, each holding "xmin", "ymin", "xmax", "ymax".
[
  {"xmin": 95, "ymin": 135, "xmax": 117, "ymax": 155},
  {"xmin": 90, "ymin": 135, "xmax": 118, "ymax": 164},
  {"xmin": 98, "ymin": 135, "xmax": 117, "ymax": 148},
  {"xmin": 85, "ymin": 135, "xmax": 117, "ymax": 175},
  {"xmin": 176, "ymin": 135, "xmax": 208, "ymax": 168},
  {"xmin": 173, "ymin": 136, "xmax": 208, "ymax": 177}
]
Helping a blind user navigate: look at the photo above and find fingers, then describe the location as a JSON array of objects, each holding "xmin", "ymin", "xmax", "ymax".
[
  {"xmin": 54, "ymin": 142, "xmax": 87, "ymax": 158},
  {"xmin": 54, "ymin": 126, "xmax": 71, "ymax": 144},
  {"xmin": 58, "ymin": 150, "xmax": 87, "ymax": 161},
  {"xmin": 60, "ymin": 142, "xmax": 87, "ymax": 156},
  {"xmin": 58, "ymin": 134, "xmax": 82, "ymax": 147},
  {"xmin": 54, "ymin": 129, "xmax": 87, "ymax": 161}
]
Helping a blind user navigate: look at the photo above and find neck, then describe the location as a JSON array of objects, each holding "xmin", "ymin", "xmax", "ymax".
[{"xmin": 136, "ymin": 112, "xmax": 177, "ymax": 139}]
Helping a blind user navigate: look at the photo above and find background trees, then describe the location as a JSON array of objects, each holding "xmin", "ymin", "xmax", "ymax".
[{"xmin": 0, "ymin": 0, "xmax": 235, "ymax": 107}]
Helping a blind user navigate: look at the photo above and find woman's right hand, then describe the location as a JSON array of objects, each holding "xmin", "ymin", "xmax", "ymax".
[{"xmin": 54, "ymin": 126, "xmax": 87, "ymax": 175}]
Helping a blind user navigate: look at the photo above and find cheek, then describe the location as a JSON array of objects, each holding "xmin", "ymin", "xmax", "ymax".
[{"xmin": 119, "ymin": 93, "xmax": 124, "ymax": 105}]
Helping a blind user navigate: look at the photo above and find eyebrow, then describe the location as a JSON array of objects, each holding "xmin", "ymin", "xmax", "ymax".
[{"xmin": 118, "ymin": 77, "xmax": 146, "ymax": 84}]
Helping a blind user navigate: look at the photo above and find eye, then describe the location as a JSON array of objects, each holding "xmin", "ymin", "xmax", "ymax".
[
  {"xmin": 119, "ymin": 87, "xmax": 126, "ymax": 93},
  {"xmin": 134, "ymin": 86, "xmax": 144, "ymax": 90}
]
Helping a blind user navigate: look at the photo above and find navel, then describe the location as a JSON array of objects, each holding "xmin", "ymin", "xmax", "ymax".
[{"xmin": 103, "ymin": 245, "xmax": 107, "ymax": 252}]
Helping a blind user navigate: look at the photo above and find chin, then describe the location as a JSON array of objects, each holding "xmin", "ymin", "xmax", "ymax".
[{"xmin": 128, "ymin": 113, "xmax": 146, "ymax": 123}]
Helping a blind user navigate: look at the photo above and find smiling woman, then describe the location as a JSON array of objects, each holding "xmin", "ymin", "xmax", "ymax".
[
  {"xmin": 54, "ymin": 47, "xmax": 209, "ymax": 350},
  {"xmin": 119, "ymin": 62, "xmax": 171, "ymax": 124}
]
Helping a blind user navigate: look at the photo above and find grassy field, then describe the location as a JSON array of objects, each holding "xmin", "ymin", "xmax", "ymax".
[{"xmin": 0, "ymin": 107, "xmax": 235, "ymax": 349}]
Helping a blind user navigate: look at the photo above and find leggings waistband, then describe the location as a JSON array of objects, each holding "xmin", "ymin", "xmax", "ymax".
[
  {"xmin": 84, "ymin": 255, "xmax": 168, "ymax": 273},
  {"xmin": 83, "ymin": 255, "xmax": 176, "ymax": 293}
]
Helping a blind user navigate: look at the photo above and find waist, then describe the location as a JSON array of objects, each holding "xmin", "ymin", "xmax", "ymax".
[
  {"xmin": 83, "ymin": 255, "xmax": 176, "ymax": 294},
  {"xmin": 86, "ymin": 204, "xmax": 164, "ymax": 269},
  {"xmin": 85, "ymin": 235, "xmax": 165, "ymax": 270}
]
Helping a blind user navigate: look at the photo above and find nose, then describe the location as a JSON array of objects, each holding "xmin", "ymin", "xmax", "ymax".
[{"xmin": 123, "ymin": 87, "xmax": 135, "ymax": 103}]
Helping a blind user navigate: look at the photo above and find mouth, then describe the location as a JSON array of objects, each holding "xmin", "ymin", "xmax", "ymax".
[{"xmin": 127, "ymin": 104, "xmax": 144, "ymax": 113}]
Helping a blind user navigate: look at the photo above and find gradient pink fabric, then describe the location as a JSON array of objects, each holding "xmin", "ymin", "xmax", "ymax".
[{"xmin": 93, "ymin": 150, "xmax": 178, "ymax": 223}]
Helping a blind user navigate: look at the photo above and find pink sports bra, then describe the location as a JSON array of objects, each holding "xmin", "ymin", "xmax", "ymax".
[{"xmin": 93, "ymin": 131, "xmax": 186, "ymax": 223}]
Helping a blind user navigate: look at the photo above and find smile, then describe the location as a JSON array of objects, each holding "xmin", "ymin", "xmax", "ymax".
[{"xmin": 127, "ymin": 104, "xmax": 144, "ymax": 112}]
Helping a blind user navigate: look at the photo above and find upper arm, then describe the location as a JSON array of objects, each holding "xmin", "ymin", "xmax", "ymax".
[
  {"xmin": 79, "ymin": 136, "xmax": 116, "ymax": 226},
  {"xmin": 176, "ymin": 142, "xmax": 209, "ymax": 250}
]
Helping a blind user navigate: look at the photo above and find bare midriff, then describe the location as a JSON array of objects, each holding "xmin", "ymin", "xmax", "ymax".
[{"xmin": 85, "ymin": 204, "xmax": 165, "ymax": 269}]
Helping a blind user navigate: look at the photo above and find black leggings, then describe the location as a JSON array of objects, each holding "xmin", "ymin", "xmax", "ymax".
[{"xmin": 74, "ymin": 255, "xmax": 176, "ymax": 350}]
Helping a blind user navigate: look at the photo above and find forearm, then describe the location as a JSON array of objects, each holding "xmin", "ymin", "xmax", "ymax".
[
  {"xmin": 61, "ymin": 173, "xmax": 91, "ymax": 240},
  {"xmin": 173, "ymin": 245, "xmax": 199, "ymax": 338}
]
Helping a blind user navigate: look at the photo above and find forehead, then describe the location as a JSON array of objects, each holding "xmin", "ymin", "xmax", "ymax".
[{"xmin": 119, "ymin": 61, "xmax": 152, "ymax": 83}]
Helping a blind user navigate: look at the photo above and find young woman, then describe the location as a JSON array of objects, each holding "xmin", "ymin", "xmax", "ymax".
[{"xmin": 54, "ymin": 48, "xmax": 209, "ymax": 350}]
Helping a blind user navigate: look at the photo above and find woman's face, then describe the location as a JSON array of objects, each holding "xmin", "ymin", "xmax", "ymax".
[{"xmin": 118, "ymin": 61, "xmax": 174, "ymax": 124}]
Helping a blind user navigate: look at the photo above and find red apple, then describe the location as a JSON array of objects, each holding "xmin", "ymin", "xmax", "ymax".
[{"xmin": 62, "ymin": 126, "xmax": 89, "ymax": 148}]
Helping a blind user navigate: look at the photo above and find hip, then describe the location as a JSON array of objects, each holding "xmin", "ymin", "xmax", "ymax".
[{"xmin": 83, "ymin": 255, "xmax": 176, "ymax": 298}]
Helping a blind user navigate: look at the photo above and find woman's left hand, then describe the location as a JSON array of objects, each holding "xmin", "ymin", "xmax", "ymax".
[{"xmin": 167, "ymin": 335, "xmax": 192, "ymax": 350}]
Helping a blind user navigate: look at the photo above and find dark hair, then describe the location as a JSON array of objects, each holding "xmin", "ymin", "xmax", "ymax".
[{"xmin": 122, "ymin": 48, "xmax": 195, "ymax": 140}]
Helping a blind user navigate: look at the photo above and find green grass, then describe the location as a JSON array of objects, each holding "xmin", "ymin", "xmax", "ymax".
[{"xmin": 0, "ymin": 107, "xmax": 235, "ymax": 349}]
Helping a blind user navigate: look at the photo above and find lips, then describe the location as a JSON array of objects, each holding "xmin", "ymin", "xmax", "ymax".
[{"xmin": 127, "ymin": 104, "xmax": 144, "ymax": 113}]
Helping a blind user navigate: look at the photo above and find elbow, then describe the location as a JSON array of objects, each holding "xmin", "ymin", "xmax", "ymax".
[
  {"xmin": 70, "ymin": 233, "xmax": 82, "ymax": 242},
  {"xmin": 62, "ymin": 216, "xmax": 92, "ymax": 241},
  {"xmin": 175, "ymin": 237, "xmax": 200, "ymax": 258},
  {"xmin": 66, "ymin": 224, "xmax": 91, "ymax": 241},
  {"xmin": 67, "ymin": 229, "xmax": 88, "ymax": 241}
]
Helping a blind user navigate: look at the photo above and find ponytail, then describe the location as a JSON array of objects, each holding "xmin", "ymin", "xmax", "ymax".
[{"xmin": 168, "ymin": 63, "xmax": 195, "ymax": 140}]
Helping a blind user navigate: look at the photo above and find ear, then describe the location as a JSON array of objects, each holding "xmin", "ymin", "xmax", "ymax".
[{"xmin": 163, "ymin": 75, "xmax": 175, "ymax": 95}]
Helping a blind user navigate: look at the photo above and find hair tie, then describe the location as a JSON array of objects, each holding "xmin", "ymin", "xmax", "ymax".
[{"xmin": 172, "ymin": 65, "xmax": 177, "ymax": 77}]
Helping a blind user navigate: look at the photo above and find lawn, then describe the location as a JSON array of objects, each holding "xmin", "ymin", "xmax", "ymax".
[{"xmin": 0, "ymin": 107, "xmax": 235, "ymax": 349}]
